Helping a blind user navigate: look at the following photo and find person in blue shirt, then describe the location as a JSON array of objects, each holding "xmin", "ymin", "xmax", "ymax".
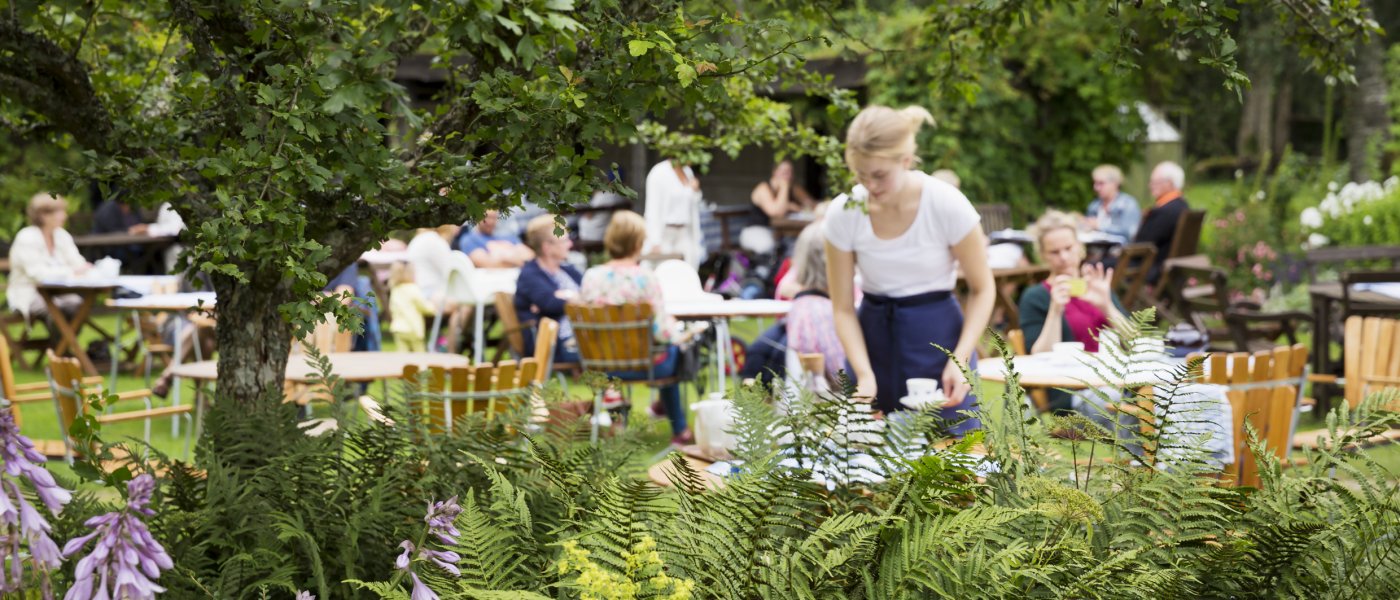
[
  {"xmin": 1085, "ymin": 164, "xmax": 1141, "ymax": 243},
  {"xmin": 514, "ymin": 214, "xmax": 583, "ymax": 364},
  {"xmin": 455, "ymin": 209, "xmax": 534, "ymax": 268}
]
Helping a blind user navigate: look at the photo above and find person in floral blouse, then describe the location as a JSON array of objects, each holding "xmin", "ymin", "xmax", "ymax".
[{"xmin": 579, "ymin": 211, "xmax": 691, "ymax": 445}]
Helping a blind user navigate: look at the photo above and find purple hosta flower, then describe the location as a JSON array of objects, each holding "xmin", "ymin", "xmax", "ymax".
[
  {"xmin": 62, "ymin": 474, "xmax": 173, "ymax": 600},
  {"xmin": 391, "ymin": 497, "xmax": 463, "ymax": 600},
  {"xmin": 295, "ymin": 592, "xmax": 315, "ymax": 600},
  {"xmin": 0, "ymin": 409, "xmax": 71, "ymax": 593},
  {"xmin": 424, "ymin": 496, "xmax": 461, "ymax": 545}
]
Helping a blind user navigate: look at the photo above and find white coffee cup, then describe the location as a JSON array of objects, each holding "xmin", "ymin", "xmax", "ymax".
[{"xmin": 906, "ymin": 378, "xmax": 939, "ymax": 398}]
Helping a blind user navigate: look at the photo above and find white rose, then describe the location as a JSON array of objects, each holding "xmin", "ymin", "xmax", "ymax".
[
  {"xmin": 1327, "ymin": 181, "xmax": 1339, "ymax": 192},
  {"xmin": 1308, "ymin": 233, "xmax": 1330, "ymax": 248},
  {"xmin": 1300, "ymin": 207, "xmax": 1323, "ymax": 229}
]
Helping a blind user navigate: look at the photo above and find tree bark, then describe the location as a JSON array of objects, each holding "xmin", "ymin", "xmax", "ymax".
[
  {"xmin": 210, "ymin": 275, "xmax": 295, "ymax": 412},
  {"xmin": 1346, "ymin": 0, "xmax": 1391, "ymax": 182}
]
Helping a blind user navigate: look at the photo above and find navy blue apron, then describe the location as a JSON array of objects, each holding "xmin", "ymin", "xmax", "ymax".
[{"xmin": 855, "ymin": 290, "xmax": 981, "ymax": 435}]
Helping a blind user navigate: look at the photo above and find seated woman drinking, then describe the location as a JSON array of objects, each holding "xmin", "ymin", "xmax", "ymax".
[
  {"xmin": 1018, "ymin": 210, "xmax": 1126, "ymax": 412},
  {"xmin": 515, "ymin": 214, "xmax": 583, "ymax": 365},
  {"xmin": 7, "ymin": 193, "xmax": 92, "ymax": 322},
  {"xmin": 579, "ymin": 211, "xmax": 691, "ymax": 446}
]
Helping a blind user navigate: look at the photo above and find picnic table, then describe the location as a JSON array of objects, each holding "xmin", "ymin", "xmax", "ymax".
[{"xmin": 35, "ymin": 278, "xmax": 127, "ymax": 375}]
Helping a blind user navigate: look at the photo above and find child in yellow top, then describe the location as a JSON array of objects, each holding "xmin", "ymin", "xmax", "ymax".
[{"xmin": 388, "ymin": 262, "xmax": 438, "ymax": 352}]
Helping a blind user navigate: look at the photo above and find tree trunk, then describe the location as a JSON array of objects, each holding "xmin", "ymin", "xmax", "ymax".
[
  {"xmin": 1346, "ymin": 0, "xmax": 1391, "ymax": 182},
  {"xmin": 211, "ymin": 275, "xmax": 295, "ymax": 410},
  {"xmin": 1271, "ymin": 74, "xmax": 1294, "ymax": 163},
  {"xmin": 1236, "ymin": 64, "xmax": 1275, "ymax": 163}
]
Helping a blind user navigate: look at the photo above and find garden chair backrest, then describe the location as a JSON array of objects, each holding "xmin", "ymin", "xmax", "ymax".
[
  {"xmin": 565, "ymin": 303, "xmax": 657, "ymax": 374},
  {"xmin": 1111, "ymin": 242, "xmax": 1157, "ymax": 311},
  {"xmin": 531, "ymin": 317, "xmax": 560, "ymax": 384},
  {"xmin": 495, "ymin": 291, "xmax": 529, "ymax": 359},
  {"xmin": 402, "ymin": 358, "xmax": 540, "ymax": 433},
  {"xmin": 1165, "ymin": 209, "xmax": 1205, "ymax": 262},
  {"xmin": 975, "ymin": 203, "xmax": 1012, "ymax": 233},
  {"xmin": 1196, "ymin": 344, "xmax": 1308, "ymax": 488},
  {"xmin": 1343, "ymin": 316, "xmax": 1400, "ymax": 411}
]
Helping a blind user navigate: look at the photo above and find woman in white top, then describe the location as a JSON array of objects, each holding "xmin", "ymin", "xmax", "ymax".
[
  {"xmin": 643, "ymin": 159, "xmax": 704, "ymax": 268},
  {"xmin": 824, "ymin": 106, "xmax": 995, "ymax": 434},
  {"xmin": 7, "ymin": 193, "xmax": 92, "ymax": 319},
  {"xmin": 405, "ymin": 225, "xmax": 470, "ymax": 352}
]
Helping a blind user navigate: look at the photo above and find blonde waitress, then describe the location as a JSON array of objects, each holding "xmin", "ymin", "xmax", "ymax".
[{"xmin": 824, "ymin": 106, "xmax": 995, "ymax": 434}]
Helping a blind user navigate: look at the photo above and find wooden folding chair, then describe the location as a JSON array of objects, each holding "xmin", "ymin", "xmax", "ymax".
[
  {"xmin": 402, "ymin": 358, "xmax": 540, "ymax": 433},
  {"xmin": 495, "ymin": 292, "xmax": 529, "ymax": 359},
  {"xmin": 566, "ymin": 302, "xmax": 681, "ymax": 442},
  {"xmin": 285, "ymin": 313, "xmax": 354, "ymax": 405},
  {"xmin": 974, "ymin": 203, "xmax": 1012, "ymax": 233},
  {"xmin": 3, "ymin": 342, "xmax": 101, "ymax": 457},
  {"xmin": 1111, "ymin": 242, "xmax": 1156, "ymax": 311},
  {"xmin": 1198, "ymin": 344, "xmax": 1308, "ymax": 488},
  {"xmin": 46, "ymin": 350, "xmax": 193, "ymax": 463},
  {"xmin": 1304, "ymin": 316, "xmax": 1400, "ymax": 413}
]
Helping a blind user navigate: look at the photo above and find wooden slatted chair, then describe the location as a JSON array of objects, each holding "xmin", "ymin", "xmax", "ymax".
[
  {"xmin": 1302, "ymin": 316, "xmax": 1400, "ymax": 418},
  {"xmin": 566, "ymin": 302, "xmax": 681, "ymax": 441},
  {"xmin": 974, "ymin": 203, "xmax": 1012, "ymax": 233},
  {"xmin": 1165, "ymin": 209, "xmax": 1206, "ymax": 263},
  {"xmin": 3, "ymin": 341, "xmax": 103, "ymax": 457},
  {"xmin": 495, "ymin": 292, "xmax": 529, "ymax": 359},
  {"xmin": 1199, "ymin": 345, "xmax": 1308, "ymax": 488},
  {"xmin": 1111, "ymin": 242, "xmax": 1157, "ymax": 311},
  {"xmin": 1104, "ymin": 345, "xmax": 1308, "ymax": 488},
  {"xmin": 46, "ymin": 350, "xmax": 193, "ymax": 463},
  {"xmin": 530, "ymin": 317, "xmax": 580, "ymax": 386},
  {"xmin": 285, "ymin": 314, "xmax": 355, "ymax": 406},
  {"xmin": 1004, "ymin": 329, "xmax": 1051, "ymax": 413},
  {"xmin": 402, "ymin": 358, "xmax": 540, "ymax": 433}
]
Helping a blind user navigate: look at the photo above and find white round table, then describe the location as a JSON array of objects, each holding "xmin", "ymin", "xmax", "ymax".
[
  {"xmin": 667, "ymin": 299, "xmax": 792, "ymax": 396},
  {"xmin": 977, "ymin": 353, "xmax": 1186, "ymax": 390}
]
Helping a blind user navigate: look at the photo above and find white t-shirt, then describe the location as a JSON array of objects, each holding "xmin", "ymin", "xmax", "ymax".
[{"xmin": 823, "ymin": 171, "xmax": 981, "ymax": 297}]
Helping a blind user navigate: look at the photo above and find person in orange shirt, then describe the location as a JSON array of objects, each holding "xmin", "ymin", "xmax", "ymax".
[{"xmin": 1132, "ymin": 161, "xmax": 1190, "ymax": 285}]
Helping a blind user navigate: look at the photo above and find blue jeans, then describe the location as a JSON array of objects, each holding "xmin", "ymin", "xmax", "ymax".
[
  {"xmin": 352, "ymin": 275, "xmax": 382, "ymax": 352},
  {"xmin": 610, "ymin": 346, "xmax": 685, "ymax": 435}
]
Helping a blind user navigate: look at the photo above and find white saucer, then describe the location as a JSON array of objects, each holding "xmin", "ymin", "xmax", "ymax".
[{"xmin": 900, "ymin": 394, "xmax": 946, "ymax": 411}]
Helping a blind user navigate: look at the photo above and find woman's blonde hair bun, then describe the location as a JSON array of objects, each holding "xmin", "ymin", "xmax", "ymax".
[{"xmin": 845, "ymin": 105, "xmax": 934, "ymax": 160}]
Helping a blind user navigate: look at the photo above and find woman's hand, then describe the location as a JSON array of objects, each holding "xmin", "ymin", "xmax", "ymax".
[
  {"xmin": 1081, "ymin": 263, "xmax": 1115, "ymax": 310},
  {"xmin": 941, "ymin": 360, "xmax": 971, "ymax": 408},
  {"xmin": 853, "ymin": 374, "xmax": 877, "ymax": 404},
  {"xmin": 1048, "ymin": 274, "xmax": 1072, "ymax": 311}
]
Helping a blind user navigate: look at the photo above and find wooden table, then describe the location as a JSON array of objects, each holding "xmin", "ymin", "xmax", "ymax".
[
  {"xmin": 1308, "ymin": 281, "xmax": 1400, "ymax": 410},
  {"xmin": 669, "ymin": 299, "xmax": 792, "ymax": 396},
  {"xmin": 36, "ymin": 280, "xmax": 120, "ymax": 375},
  {"xmin": 73, "ymin": 233, "xmax": 178, "ymax": 273}
]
